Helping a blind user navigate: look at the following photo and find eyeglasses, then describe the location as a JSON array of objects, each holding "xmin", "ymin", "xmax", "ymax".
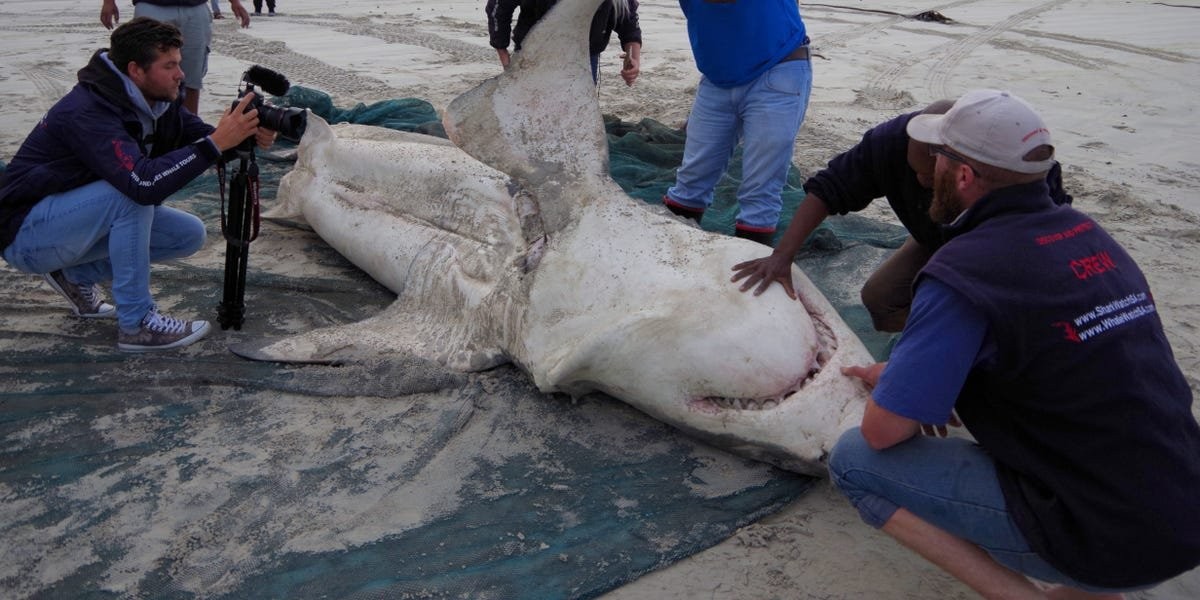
[{"xmin": 929, "ymin": 145, "xmax": 979, "ymax": 176}]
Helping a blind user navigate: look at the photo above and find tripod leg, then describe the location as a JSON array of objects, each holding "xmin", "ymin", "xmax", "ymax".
[{"xmin": 218, "ymin": 168, "xmax": 254, "ymax": 330}]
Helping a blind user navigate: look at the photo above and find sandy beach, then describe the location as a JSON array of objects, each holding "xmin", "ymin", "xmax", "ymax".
[{"xmin": 1, "ymin": 1, "xmax": 1198, "ymax": 598}]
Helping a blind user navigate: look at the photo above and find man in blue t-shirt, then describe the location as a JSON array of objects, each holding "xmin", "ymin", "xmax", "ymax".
[
  {"xmin": 828, "ymin": 89, "xmax": 1200, "ymax": 597},
  {"xmin": 661, "ymin": 0, "xmax": 812, "ymax": 246}
]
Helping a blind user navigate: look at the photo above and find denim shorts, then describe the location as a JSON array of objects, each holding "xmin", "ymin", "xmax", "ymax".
[
  {"xmin": 828, "ymin": 428, "xmax": 1148, "ymax": 594},
  {"xmin": 135, "ymin": 2, "xmax": 212, "ymax": 90}
]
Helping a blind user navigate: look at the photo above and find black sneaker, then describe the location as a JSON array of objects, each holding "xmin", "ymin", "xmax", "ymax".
[
  {"xmin": 117, "ymin": 308, "xmax": 211, "ymax": 352},
  {"xmin": 43, "ymin": 270, "xmax": 116, "ymax": 318}
]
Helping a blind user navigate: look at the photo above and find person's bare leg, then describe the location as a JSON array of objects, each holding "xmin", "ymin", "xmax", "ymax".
[
  {"xmin": 882, "ymin": 510, "xmax": 1125, "ymax": 599},
  {"xmin": 881, "ymin": 507, "xmax": 1046, "ymax": 599},
  {"xmin": 182, "ymin": 87, "xmax": 200, "ymax": 115}
]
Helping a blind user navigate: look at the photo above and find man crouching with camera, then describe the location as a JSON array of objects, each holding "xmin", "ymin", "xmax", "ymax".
[{"xmin": 0, "ymin": 17, "xmax": 276, "ymax": 352}]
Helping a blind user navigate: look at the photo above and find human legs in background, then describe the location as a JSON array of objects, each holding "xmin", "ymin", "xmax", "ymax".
[
  {"xmin": 253, "ymin": 0, "xmax": 276, "ymax": 15},
  {"xmin": 665, "ymin": 59, "xmax": 811, "ymax": 246},
  {"xmin": 732, "ymin": 58, "xmax": 811, "ymax": 244},
  {"xmin": 2, "ymin": 180, "xmax": 208, "ymax": 348},
  {"xmin": 210, "ymin": 0, "xmax": 223, "ymax": 19},
  {"xmin": 860, "ymin": 235, "xmax": 934, "ymax": 332},
  {"xmin": 664, "ymin": 75, "xmax": 739, "ymax": 227},
  {"xmin": 828, "ymin": 429, "xmax": 1135, "ymax": 599},
  {"xmin": 135, "ymin": 3, "xmax": 212, "ymax": 115}
]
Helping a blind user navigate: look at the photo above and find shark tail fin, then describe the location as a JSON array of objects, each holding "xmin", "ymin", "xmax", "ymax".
[{"xmin": 443, "ymin": 0, "xmax": 612, "ymax": 209}]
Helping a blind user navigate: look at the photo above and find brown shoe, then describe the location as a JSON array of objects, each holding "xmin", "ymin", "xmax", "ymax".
[
  {"xmin": 734, "ymin": 226, "xmax": 776, "ymax": 247},
  {"xmin": 213, "ymin": 10, "xmax": 224, "ymax": 19},
  {"xmin": 43, "ymin": 270, "xmax": 116, "ymax": 318},
  {"xmin": 662, "ymin": 195, "xmax": 705, "ymax": 224},
  {"xmin": 117, "ymin": 307, "xmax": 211, "ymax": 352}
]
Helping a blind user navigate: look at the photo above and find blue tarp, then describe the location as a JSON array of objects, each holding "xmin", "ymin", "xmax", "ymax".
[{"xmin": 0, "ymin": 88, "xmax": 903, "ymax": 599}]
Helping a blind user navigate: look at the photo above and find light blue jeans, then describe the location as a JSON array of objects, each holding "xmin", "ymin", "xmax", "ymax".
[
  {"xmin": 828, "ymin": 428, "xmax": 1146, "ymax": 594},
  {"xmin": 665, "ymin": 58, "xmax": 812, "ymax": 231},
  {"xmin": 2, "ymin": 180, "xmax": 206, "ymax": 332}
]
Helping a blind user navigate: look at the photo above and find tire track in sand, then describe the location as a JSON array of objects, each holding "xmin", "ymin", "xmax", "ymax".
[
  {"xmin": 922, "ymin": 0, "xmax": 1072, "ymax": 101},
  {"xmin": 211, "ymin": 26, "xmax": 401, "ymax": 101},
  {"xmin": 17, "ymin": 64, "xmax": 73, "ymax": 112}
]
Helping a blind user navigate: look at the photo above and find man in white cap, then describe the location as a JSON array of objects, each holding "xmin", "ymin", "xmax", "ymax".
[{"xmin": 827, "ymin": 89, "xmax": 1200, "ymax": 598}]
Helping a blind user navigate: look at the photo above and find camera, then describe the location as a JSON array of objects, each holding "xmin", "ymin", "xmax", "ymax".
[{"xmin": 232, "ymin": 65, "xmax": 307, "ymax": 142}]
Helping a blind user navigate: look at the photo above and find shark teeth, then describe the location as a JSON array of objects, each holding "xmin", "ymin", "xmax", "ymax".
[{"xmin": 703, "ymin": 366, "xmax": 821, "ymax": 411}]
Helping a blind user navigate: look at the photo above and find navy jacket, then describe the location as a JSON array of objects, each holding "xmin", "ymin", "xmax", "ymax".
[
  {"xmin": 804, "ymin": 111, "xmax": 1071, "ymax": 249},
  {"xmin": 0, "ymin": 49, "xmax": 219, "ymax": 250},
  {"xmin": 921, "ymin": 182, "xmax": 1200, "ymax": 587},
  {"xmin": 487, "ymin": 0, "xmax": 642, "ymax": 56}
]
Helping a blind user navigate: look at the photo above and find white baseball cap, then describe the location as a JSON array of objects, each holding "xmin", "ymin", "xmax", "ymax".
[{"xmin": 907, "ymin": 89, "xmax": 1055, "ymax": 174}]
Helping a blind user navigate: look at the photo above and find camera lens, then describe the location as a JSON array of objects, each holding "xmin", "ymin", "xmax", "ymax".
[{"xmin": 258, "ymin": 105, "xmax": 308, "ymax": 142}]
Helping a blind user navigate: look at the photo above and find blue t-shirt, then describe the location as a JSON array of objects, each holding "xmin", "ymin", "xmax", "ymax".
[
  {"xmin": 874, "ymin": 278, "xmax": 987, "ymax": 424},
  {"xmin": 678, "ymin": 0, "xmax": 807, "ymax": 87}
]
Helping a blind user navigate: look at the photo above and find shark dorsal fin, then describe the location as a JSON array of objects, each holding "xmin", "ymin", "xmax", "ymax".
[{"xmin": 444, "ymin": 0, "xmax": 613, "ymax": 232}]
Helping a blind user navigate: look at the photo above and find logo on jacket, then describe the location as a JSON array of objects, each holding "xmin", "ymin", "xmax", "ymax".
[
  {"xmin": 1052, "ymin": 321, "xmax": 1081, "ymax": 343},
  {"xmin": 1069, "ymin": 250, "xmax": 1117, "ymax": 280},
  {"xmin": 111, "ymin": 140, "xmax": 135, "ymax": 172}
]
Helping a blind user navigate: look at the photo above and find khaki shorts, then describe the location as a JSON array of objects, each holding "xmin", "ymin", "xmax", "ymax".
[
  {"xmin": 134, "ymin": 2, "xmax": 212, "ymax": 90},
  {"xmin": 860, "ymin": 235, "xmax": 934, "ymax": 332}
]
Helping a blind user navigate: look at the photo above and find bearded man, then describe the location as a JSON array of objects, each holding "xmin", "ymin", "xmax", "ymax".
[{"xmin": 829, "ymin": 89, "xmax": 1200, "ymax": 599}]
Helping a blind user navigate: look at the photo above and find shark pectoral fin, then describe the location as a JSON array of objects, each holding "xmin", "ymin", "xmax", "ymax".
[
  {"xmin": 228, "ymin": 302, "xmax": 509, "ymax": 372},
  {"xmin": 229, "ymin": 334, "xmax": 365, "ymax": 366},
  {"xmin": 261, "ymin": 215, "xmax": 314, "ymax": 232}
]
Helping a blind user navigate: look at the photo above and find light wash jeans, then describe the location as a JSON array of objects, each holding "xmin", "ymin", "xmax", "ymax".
[
  {"xmin": 210, "ymin": 0, "xmax": 220, "ymax": 13},
  {"xmin": 3, "ymin": 180, "xmax": 206, "ymax": 332},
  {"xmin": 665, "ymin": 58, "xmax": 812, "ymax": 231},
  {"xmin": 828, "ymin": 428, "xmax": 1145, "ymax": 594}
]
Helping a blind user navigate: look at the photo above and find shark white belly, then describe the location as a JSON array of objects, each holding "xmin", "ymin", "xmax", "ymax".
[{"xmin": 236, "ymin": 0, "xmax": 871, "ymax": 475}]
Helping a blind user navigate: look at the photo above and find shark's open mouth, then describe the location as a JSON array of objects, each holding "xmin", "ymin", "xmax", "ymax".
[{"xmin": 691, "ymin": 312, "xmax": 839, "ymax": 413}]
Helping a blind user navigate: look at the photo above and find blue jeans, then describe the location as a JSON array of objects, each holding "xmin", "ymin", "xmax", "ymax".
[
  {"xmin": 666, "ymin": 58, "xmax": 812, "ymax": 231},
  {"xmin": 3, "ymin": 180, "xmax": 206, "ymax": 332},
  {"xmin": 828, "ymin": 428, "xmax": 1146, "ymax": 594}
]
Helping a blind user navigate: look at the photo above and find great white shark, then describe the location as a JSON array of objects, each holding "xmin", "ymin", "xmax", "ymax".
[{"xmin": 234, "ymin": 0, "xmax": 872, "ymax": 476}]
